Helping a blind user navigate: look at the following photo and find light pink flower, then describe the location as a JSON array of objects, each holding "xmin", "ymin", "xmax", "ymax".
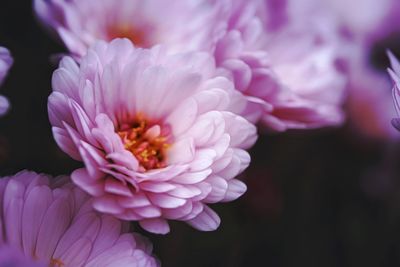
[
  {"xmin": 213, "ymin": 0, "xmax": 347, "ymax": 131},
  {"xmin": 297, "ymin": 0, "xmax": 400, "ymax": 139},
  {"xmin": 0, "ymin": 47, "xmax": 12, "ymax": 116},
  {"xmin": 388, "ymin": 51, "xmax": 400, "ymax": 131},
  {"xmin": 48, "ymin": 39, "xmax": 257, "ymax": 234},
  {"xmin": 0, "ymin": 171, "xmax": 158, "ymax": 266},
  {"xmin": 34, "ymin": 0, "xmax": 217, "ymax": 57}
]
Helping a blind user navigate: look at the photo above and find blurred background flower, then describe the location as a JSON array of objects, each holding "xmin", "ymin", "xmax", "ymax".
[{"xmin": 0, "ymin": 171, "xmax": 158, "ymax": 267}]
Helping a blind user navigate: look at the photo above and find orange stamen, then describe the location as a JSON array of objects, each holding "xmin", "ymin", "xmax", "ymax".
[
  {"xmin": 107, "ymin": 24, "xmax": 149, "ymax": 47},
  {"xmin": 117, "ymin": 116, "xmax": 170, "ymax": 171},
  {"xmin": 50, "ymin": 258, "xmax": 65, "ymax": 267}
]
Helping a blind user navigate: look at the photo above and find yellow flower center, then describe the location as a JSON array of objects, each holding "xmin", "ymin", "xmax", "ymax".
[{"xmin": 117, "ymin": 116, "xmax": 170, "ymax": 171}]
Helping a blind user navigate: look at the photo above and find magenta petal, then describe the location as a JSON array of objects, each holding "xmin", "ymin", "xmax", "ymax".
[
  {"xmin": 22, "ymin": 186, "xmax": 52, "ymax": 255},
  {"xmin": 35, "ymin": 195, "xmax": 72, "ymax": 260},
  {"xmin": 59, "ymin": 238, "xmax": 92, "ymax": 266}
]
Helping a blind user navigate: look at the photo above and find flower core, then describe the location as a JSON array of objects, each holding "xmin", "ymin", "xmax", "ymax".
[
  {"xmin": 106, "ymin": 24, "xmax": 149, "ymax": 47},
  {"xmin": 117, "ymin": 116, "xmax": 170, "ymax": 171},
  {"xmin": 50, "ymin": 258, "xmax": 64, "ymax": 267}
]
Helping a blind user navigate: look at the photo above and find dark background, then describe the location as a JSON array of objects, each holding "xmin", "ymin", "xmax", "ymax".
[{"xmin": 2, "ymin": 2, "xmax": 400, "ymax": 267}]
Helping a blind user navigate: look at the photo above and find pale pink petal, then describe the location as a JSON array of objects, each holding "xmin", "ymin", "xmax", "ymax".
[
  {"xmin": 139, "ymin": 218, "xmax": 170, "ymax": 235},
  {"xmin": 187, "ymin": 205, "xmax": 220, "ymax": 231}
]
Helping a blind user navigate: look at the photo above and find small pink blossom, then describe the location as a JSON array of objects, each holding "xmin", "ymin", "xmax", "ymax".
[
  {"xmin": 48, "ymin": 39, "xmax": 257, "ymax": 234},
  {"xmin": 0, "ymin": 171, "xmax": 158, "ymax": 266},
  {"xmin": 0, "ymin": 47, "xmax": 12, "ymax": 116}
]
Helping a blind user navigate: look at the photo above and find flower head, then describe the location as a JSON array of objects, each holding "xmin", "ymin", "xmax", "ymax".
[
  {"xmin": 48, "ymin": 39, "xmax": 257, "ymax": 234},
  {"xmin": 0, "ymin": 171, "xmax": 158, "ymax": 266},
  {"xmin": 213, "ymin": 0, "xmax": 347, "ymax": 131},
  {"xmin": 0, "ymin": 47, "xmax": 12, "ymax": 116},
  {"xmin": 287, "ymin": 0, "xmax": 400, "ymax": 139},
  {"xmin": 34, "ymin": 0, "xmax": 216, "ymax": 57}
]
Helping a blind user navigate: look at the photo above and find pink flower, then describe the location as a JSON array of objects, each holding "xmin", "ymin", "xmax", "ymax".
[
  {"xmin": 213, "ymin": 0, "xmax": 347, "ymax": 131},
  {"xmin": 0, "ymin": 47, "xmax": 12, "ymax": 116},
  {"xmin": 0, "ymin": 171, "xmax": 158, "ymax": 266},
  {"xmin": 388, "ymin": 51, "xmax": 400, "ymax": 131},
  {"xmin": 301, "ymin": 0, "xmax": 400, "ymax": 139},
  {"xmin": 48, "ymin": 39, "xmax": 257, "ymax": 234},
  {"xmin": 34, "ymin": 0, "xmax": 217, "ymax": 57}
]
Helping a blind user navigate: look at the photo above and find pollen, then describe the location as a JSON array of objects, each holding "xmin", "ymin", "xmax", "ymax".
[
  {"xmin": 50, "ymin": 258, "xmax": 65, "ymax": 267},
  {"xmin": 117, "ymin": 116, "xmax": 170, "ymax": 171},
  {"xmin": 106, "ymin": 24, "xmax": 149, "ymax": 48}
]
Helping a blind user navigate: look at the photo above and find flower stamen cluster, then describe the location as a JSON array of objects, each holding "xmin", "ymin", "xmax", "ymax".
[{"xmin": 117, "ymin": 116, "xmax": 171, "ymax": 171}]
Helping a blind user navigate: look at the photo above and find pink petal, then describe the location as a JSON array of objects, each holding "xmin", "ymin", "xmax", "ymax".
[
  {"xmin": 204, "ymin": 176, "xmax": 228, "ymax": 203},
  {"xmin": 104, "ymin": 179, "xmax": 133, "ymax": 197},
  {"xmin": 172, "ymin": 169, "xmax": 212, "ymax": 184},
  {"xmin": 134, "ymin": 205, "xmax": 162, "ymax": 218},
  {"xmin": 147, "ymin": 193, "xmax": 186, "ymax": 209},
  {"xmin": 117, "ymin": 192, "xmax": 151, "ymax": 208},
  {"xmin": 167, "ymin": 137, "xmax": 195, "ymax": 164},
  {"xmin": 35, "ymin": 195, "xmax": 72, "ymax": 260},
  {"xmin": 187, "ymin": 205, "xmax": 220, "ymax": 231},
  {"xmin": 223, "ymin": 180, "xmax": 247, "ymax": 202},
  {"xmin": 22, "ymin": 186, "xmax": 52, "ymax": 255},
  {"xmin": 139, "ymin": 218, "xmax": 170, "ymax": 235},
  {"xmin": 92, "ymin": 196, "xmax": 125, "ymax": 215},
  {"xmin": 71, "ymin": 168, "xmax": 104, "ymax": 197}
]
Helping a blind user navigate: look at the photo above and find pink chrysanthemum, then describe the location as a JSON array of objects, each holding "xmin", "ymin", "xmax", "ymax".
[
  {"xmin": 290, "ymin": 0, "xmax": 399, "ymax": 139},
  {"xmin": 213, "ymin": 0, "xmax": 347, "ymax": 131},
  {"xmin": 48, "ymin": 39, "xmax": 257, "ymax": 234},
  {"xmin": 388, "ymin": 52, "xmax": 400, "ymax": 131},
  {"xmin": 34, "ymin": 0, "xmax": 217, "ymax": 57},
  {"xmin": 0, "ymin": 171, "xmax": 158, "ymax": 266},
  {"xmin": 0, "ymin": 47, "xmax": 12, "ymax": 116}
]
